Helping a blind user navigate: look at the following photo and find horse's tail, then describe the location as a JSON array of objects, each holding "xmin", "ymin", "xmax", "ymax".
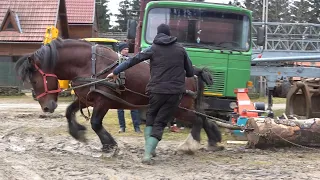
[
  {"xmin": 194, "ymin": 67, "xmax": 222, "ymax": 142},
  {"xmin": 193, "ymin": 66, "xmax": 213, "ymax": 109}
]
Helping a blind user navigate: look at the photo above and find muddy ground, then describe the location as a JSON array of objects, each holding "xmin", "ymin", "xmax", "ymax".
[{"xmin": 0, "ymin": 97, "xmax": 320, "ymax": 180}]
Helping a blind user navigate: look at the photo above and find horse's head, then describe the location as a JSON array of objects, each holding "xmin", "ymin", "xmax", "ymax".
[{"xmin": 15, "ymin": 40, "xmax": 62, "ymax": 113}]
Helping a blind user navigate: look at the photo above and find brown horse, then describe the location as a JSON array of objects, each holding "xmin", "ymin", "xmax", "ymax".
[{"xmin": 15, "ymin": 38, "xmax": 222, "ymax": 154}]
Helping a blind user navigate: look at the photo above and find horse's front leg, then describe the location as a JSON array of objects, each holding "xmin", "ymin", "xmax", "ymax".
[
  {"xmin": 90, "ymin": 105, "xmax": 117, "ymax": 153},
  {"xmin": 66, "ymin": 98, "xmax": 87, "ymax": 142}
]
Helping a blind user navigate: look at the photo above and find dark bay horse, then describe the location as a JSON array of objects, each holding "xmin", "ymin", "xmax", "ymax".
[{"xmin": 15, "ymin": 38, "xmax": 222, "ymax": 154}]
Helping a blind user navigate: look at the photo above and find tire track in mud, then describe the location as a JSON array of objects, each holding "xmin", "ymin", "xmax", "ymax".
[{"xmin": 0, "ymin": 107, "xmax": 320, "ymax": 179}]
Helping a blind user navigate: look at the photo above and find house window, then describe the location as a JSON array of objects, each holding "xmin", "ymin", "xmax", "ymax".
[
  {"xmin": 5, "ymin": 22, "xmax": 14, "ymax": 30},
  {"xmin": 0, "ymin": 9, "xmax": 22, "ymax": 33}
]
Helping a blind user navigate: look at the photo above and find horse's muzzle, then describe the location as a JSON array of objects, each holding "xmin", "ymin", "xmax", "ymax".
[{"xmin": 42, "ymin": 100, "xmax": 57, "ymax": 113}]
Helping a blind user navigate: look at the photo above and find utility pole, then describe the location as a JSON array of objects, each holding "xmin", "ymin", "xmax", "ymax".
[
  {"xmin": 260, "ymin": 0, "xmax": 268, "ymax": 97},
  {"xmin": 262, "ymin": 0, "xmax": 268, "ymax": 50}
]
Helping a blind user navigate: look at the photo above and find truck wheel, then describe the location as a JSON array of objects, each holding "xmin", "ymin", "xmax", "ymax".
[{"xmin": 280, "ymin": 82, "xmax": 291, "ymax": 98}]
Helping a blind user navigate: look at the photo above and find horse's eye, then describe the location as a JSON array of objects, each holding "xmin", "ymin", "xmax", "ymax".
[{"xmin": 31, "ymin": 81, "xmax": 37, "ymax": 85}]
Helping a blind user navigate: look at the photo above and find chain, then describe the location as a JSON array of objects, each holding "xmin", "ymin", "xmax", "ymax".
[{"xmin": 270, "ymin": 128, "xmax": 320, "ymax": 151}]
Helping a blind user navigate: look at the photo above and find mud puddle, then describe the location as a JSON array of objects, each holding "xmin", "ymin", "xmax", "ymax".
[{"xmin": 0, "ymin": 102, "xmax": 319, "ymax": 179}]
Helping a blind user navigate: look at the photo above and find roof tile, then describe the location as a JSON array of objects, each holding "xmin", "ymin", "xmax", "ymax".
[
  {"xmin": 65, "ymin": 0, "xmax": 95, "ymax": 24},
  {"xmin": 0, "ymin": 0, "xmax": 95, "ymax": 42},
  {"xmin": 0, "ymin": 0, "xmax": 59, "ymax": 42}
]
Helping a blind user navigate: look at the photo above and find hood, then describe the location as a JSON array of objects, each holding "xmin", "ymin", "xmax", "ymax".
[{"xmin": 153, "ymin": 33, "xmax": 177, "ymax": 45}]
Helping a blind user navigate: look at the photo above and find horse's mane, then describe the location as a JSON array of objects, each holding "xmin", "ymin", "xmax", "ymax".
[
  {"xmin": 15, "ymin": 54, "xmax": 33, "ymax": 82},
  {"xmin": 15, "ymin": 38, "xmax": 65, "ymax": 82},
  {"xmin": 14, "ymin": 38, "xmax": 100, "ymax": 82}
]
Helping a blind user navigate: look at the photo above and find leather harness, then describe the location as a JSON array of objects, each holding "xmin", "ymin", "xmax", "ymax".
[{"xmin": 70, "ymin": 44, "xmax": 199, "ymax": 117}]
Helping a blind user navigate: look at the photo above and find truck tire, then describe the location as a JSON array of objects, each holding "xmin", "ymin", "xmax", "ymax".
[{"xmin": 280, "ymin": 82, "xmax": 292, "ymax": 98}]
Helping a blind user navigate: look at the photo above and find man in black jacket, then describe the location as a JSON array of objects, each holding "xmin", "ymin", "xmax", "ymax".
[{"xmin": 107, "ymin": 24, "xmax": 194, "ymax": 164}]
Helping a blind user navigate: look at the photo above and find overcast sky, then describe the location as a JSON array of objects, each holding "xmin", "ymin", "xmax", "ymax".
[{"xmin": 108, "ymin": 0, "xmax": 239, "ymax": 26}]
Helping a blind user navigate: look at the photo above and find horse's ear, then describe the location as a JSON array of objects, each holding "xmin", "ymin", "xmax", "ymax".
[
  {"xmin": 27, "ymin": 56, "xmax": 34, "ymax": 64},
  {"xmin": 27, "ymin": 55, "xmax": 39, "ymax": 65}
]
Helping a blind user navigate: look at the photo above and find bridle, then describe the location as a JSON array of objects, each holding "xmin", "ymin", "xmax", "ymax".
[{"xmin": 32, "ymin": 63, "xmax": 62, "ymax": 99}]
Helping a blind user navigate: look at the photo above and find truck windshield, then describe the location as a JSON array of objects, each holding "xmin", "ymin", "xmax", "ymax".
[{"xmin": 146, "ymin": 7, "xmax": 251, "ymax": 51}]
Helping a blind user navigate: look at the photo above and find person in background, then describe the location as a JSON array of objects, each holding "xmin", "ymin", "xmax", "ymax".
[
  {"xmin": 117, "ymin": 42, "xmax": 141, "ymax": 133},
  {"xmin": 168, "ymin": 118, "xmax": 185, "ymax": 133}
]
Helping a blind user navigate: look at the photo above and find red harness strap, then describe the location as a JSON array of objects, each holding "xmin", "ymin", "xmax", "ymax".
[{"xmin": 33, "ymin": 63, "xmax": 62, "ymax": 99}]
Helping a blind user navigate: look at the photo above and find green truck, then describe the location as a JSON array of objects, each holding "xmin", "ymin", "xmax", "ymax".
[{"xmin": 127, "ymin": 0, "xmax": 264, "ymax": 118}]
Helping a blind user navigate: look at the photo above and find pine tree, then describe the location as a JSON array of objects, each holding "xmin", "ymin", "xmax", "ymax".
[
  {"xmin": 267, "ymin": 0, "xmax": 291, "ymax": 22},
  {"xmin": 243, "ymin": 0, "xmax": 263, "ymax": 22},
  {"xmin": 289, "ymin": 0, "xmax": 312, "ymax": 23},
  {"xmin": 309, "ymin": 0, "xmax": 320, "ymax": 23},
  {"xmin": 130, "ymin": 0, "xmax": 140, "ymax": 20},
  {"xmin": 115, "ymin": 0, "xmax": 131, "ymax": 32},
  {"xmin": 96, "ymin": 0, "xmax": 112, "ymax": 32}
]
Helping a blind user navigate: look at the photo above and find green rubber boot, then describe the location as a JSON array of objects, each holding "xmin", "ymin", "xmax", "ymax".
[
  {"xmin": 144, "ymin": 126, "xmax": 156, "ymax": 157},
  {"xmin": 144, "ymin": 126, "xmax": 152, "ymax": 140},
  {"xmin": 142, "ymin": 136, "xmax": 159, "ymax": 165}
]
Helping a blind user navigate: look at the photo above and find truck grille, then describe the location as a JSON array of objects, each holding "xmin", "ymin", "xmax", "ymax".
[{"xmin": 204, "ymin": 70, "xmax": 225, "ymax": 95}]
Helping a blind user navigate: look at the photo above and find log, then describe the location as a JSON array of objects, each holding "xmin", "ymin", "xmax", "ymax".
[{"xmin": 245, "ymin": 117, "xmax": 320, "ymax": 149}]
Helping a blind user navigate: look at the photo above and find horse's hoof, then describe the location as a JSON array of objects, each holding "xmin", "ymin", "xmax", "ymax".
[
  {"xmin": 101, "ymin": 144, "xmax": 118, "ymax": 154},
  {"xmin": 69, "ymin": 130, "xmax": 87, "ymax": 142},
  {"xmin": 77, "ymin": 130, "xmax": 87, "ymax": 143},
  {"xmin": 207, "ymin": 145, "xmax": 225, "ymax": 152},
  {"xmin": 69, "ymin": 123, "xmax": 87, "ymax": 143}
]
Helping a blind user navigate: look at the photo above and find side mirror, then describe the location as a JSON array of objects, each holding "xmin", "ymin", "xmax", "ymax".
[
  {"xmin": 127, "ymin": 19, "xmax": 137, "ymax": 39},
  {"xmin": 257, "ymin": 26, "xmax": 265, "ymax": 46}
]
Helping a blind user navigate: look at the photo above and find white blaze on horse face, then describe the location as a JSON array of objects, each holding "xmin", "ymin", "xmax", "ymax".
[{"xmin": 177, "ymin": 133, "xmax": 200, "ymax": 154}]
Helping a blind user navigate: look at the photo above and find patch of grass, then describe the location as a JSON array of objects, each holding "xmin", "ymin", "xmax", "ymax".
[
  {"xmin": 58, "ymin": 96, "xmax": 74, "ymax": 103},
  {"xmin": 273, "ymin": 109, "xmax": 286, "ymax": 117},
  {"xmin": 0, "ymin": 95, "xmax": 28, "ymax": 99},
  {"xmin": 249, "ymin": 160, "xmax": 273, "ymax": 166},
  {"xmin": 0, "ymin": 94, "xmax": 73, "ymax": 101},
  {"xmin": 251, "ymin": 97, "xmax": 287, "ymax": 104},
  {"xmin": 73, "ymin": 110, "xmax": 235, "ymax": 142},
  {"xmin": 53, "ymin": 109, "xmax": 287, "ymax": 144}
]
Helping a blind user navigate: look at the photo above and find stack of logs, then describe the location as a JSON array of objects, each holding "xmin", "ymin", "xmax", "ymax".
[{"xmin": 245, "ymin": 116, "xmax": 320, "ymax": 149}]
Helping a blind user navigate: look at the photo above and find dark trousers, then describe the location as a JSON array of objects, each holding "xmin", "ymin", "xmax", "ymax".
[
  {"xmin": 146, "ymin": 93, "xmax": 182, "ymax": 141},
  {"xmin": 117, "ymin": 109, "xmax": 141, "ymax": 131}
]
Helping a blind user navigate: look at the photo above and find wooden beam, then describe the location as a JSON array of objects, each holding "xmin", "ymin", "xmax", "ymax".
[
  {"xmin": 0, "ymin": 43, "xmax": 41, "ymax": 56},
  {"xmin": 58, "ymin": 0, "xmax": 69, "ymax": 38}
]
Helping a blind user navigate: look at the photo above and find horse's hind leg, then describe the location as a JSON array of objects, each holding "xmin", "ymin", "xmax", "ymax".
[
  {"xmin": 90, "ymin": 106, "xmax": 117, "ymax": 153},
  {"xmin": 177, "ymin": 111, "xmax": 202, "ymax": 154},
  {"xmin": 202, "ymin": 115, "xmax": 224, "ymax": 151},
  {"xmin": 66, "ymin": 98, "xmax": 87, "ymax": 142}
]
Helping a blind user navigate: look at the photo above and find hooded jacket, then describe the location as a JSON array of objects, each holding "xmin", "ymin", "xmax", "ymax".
[{"xmin": 113, "ymin": 33, "xmax": 194, "ymax": 94}]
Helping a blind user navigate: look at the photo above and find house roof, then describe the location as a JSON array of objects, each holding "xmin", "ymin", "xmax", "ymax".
[
  {"xmin": 0, "ymin": 0, "xmax": 59, "ymax": 42},
  {"xmin": 65, "ymin": 0, "xmax": 95, "ymax": 24}
]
